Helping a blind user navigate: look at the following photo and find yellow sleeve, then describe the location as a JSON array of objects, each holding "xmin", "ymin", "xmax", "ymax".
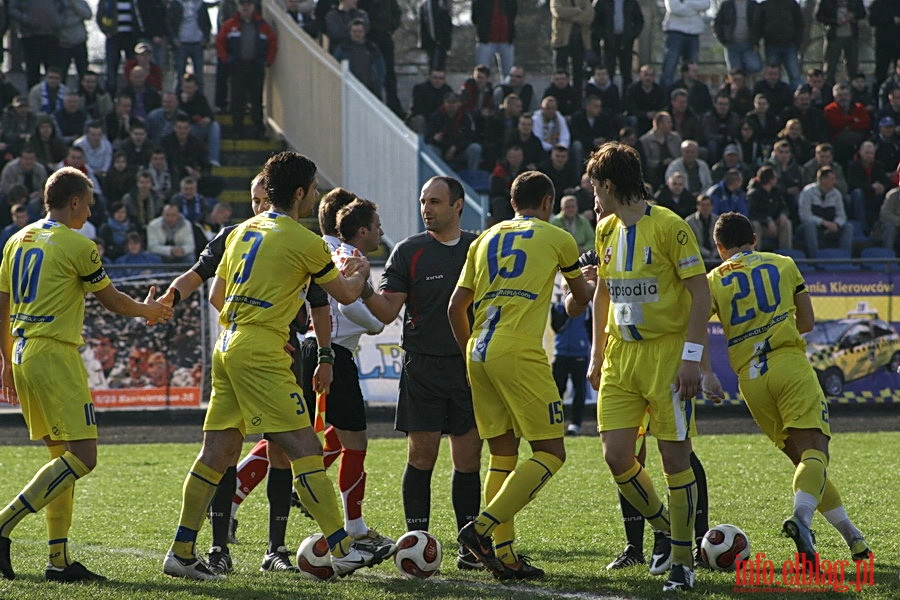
[
  {"xmin": 669, "ymin": 219, "xmax": 706, "ymax": 279},
  {"xmin": 74, "ymin": 236, "xmax": 111, "ymax": 293},
  {"xmin": 557, "ymin": 229, "xmax": 582, "ymax": 280},
  {"xmin": 456, "ymin": 239, "xmax": 478, "ymax": 290}
]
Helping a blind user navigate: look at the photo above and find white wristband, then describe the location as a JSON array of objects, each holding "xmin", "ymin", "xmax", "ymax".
[{"xmin": 682, "ymin": 342, "xmax": 703, "ymax": 362}]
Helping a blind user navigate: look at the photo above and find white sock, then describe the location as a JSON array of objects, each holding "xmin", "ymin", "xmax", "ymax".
[
  {"xmin": 821, "ymin": 507, "xmax": 863, "ymax": 545},
  {"xmin": 345, "ymin": 517, "xmax": 368, "ymax": 539},
  {"xmin": 793, "ymin": 491, "xmax": 818, "ymax": 527},
  {"xmin": 230, "ymin": 502, "xmax": 239, "ymax": 519}
]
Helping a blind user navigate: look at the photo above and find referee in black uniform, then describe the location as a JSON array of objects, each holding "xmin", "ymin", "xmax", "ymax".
[{"xmin": 361, "ymin": 176, "xmax": 484, "ymax": 569}]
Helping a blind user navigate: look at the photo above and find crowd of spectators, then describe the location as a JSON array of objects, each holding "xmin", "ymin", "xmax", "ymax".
[
  {"xmin": 404, "ymin": 0, "xmax": 900, "ymax": 265},
  {"xmin": 0, "ymin": 0, "xmax": 899, "ymax": 270}
]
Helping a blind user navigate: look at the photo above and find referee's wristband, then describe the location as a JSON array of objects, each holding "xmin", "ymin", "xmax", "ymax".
[
  {"xmin": 171, "ymin": 288, "xmax": 181, "ymax": 306},
  {"xmin": 681, "ymin": 342, "xmax": 704, "ymax": 362}
]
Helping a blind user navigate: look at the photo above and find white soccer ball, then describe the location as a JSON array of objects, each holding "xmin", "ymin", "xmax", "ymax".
[
  {"xmin": 393, "ymin": 530, "xmax": 442, "ymax": 579},
  {"xmin": 701, "ymin": 524, "xmax": 751, "ymax": 571},
  {"xmin": 296, "ymin": 533, "xmax": 336, "ymax": 581}
]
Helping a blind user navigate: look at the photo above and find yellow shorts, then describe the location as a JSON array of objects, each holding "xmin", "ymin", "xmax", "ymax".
[
  {"xmin": 466, "ymin": 338, "xmax": 565, "ymax": 441},
  {"xmin": 13, "ymin": 338, "xmax": 97, "ymax": 441},
  {"xmin": 738, "ymin": 348, "xmax": 831, "ymax": 449},
  {"xmin": 598, "ymin": 335, "xmax": 696, "ymax": 441},
  {"xmin": 205, "ymin": 326, "xmax": 311, "ymax": 436}
]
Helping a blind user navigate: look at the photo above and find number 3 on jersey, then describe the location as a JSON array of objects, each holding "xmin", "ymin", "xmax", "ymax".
[
  {"xmin": 487, "ymin": 230, "xmax": 533, "ymax": 283},
  {"xmin": 234, "ymin": 231, "xmax": 263, "ymax": 284}
]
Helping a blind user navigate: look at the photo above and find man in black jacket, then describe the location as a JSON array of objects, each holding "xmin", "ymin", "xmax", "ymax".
[
  {"xmin": 360, "ymin": 0, "xmax": 403, "ymax": 115},
  {"xmin": 591, "ymin": 0, "xmax": 643, "ymax": 89},
  {"xmin": 713, "ymin": 0, "xmax": 761, "ymax": 75},
  {"xmin": 816, "ymin": 0, "xmax": 865, "ymax": 85},
  {"xmin": 407, "ymin": 69, "xmax": 452, "ymax": 133},
  {"xmin": 418, "ymin": 0, "xmax": 452, "ymax": 71},
  {"xmin": 752, "ymin": 0, "xmax": 804, "ymax": 89},
  {"xmin": 472, "ymin": 0, "xmax": 516, "ymax": 77}
]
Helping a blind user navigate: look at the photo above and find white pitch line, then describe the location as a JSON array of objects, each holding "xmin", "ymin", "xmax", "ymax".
[
  {"xmin": 353, "ymin": 569, "xmax": 631, "ymax": 600},
  {"xmin": 15, "ymin": 538, "xmax": 629, "ymax": 599}
]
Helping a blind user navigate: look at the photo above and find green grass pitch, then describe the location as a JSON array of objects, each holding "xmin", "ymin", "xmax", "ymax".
[{"xmin": 0, "ymin": 432, "xmax": 896, "ymax": 599}]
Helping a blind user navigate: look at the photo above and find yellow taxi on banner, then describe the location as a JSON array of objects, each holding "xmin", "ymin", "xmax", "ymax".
[{"xmin": 803, "ymin": 304, "xmax": 900, "ymax": 396}]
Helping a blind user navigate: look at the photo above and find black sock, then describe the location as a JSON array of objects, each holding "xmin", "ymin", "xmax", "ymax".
[
  {"xmin": 690, "ymin": 451, "xmax": 709, "ymax": 542},
  {"xmin": 402, "ymin": 463, "xmax": 432, "ymax": 531},
  {"xmin": 267, "ymin": 467, "xmax": 293, "ymax": 552},
  {"xmin": 210, "ymin": 466, "xmax": 236, "ymax": 550},
  {"xmin": 451, "ymin": 470, "xmax": 481, "ymax": 531},
  {"xmin": 619, "ymin": 491, "xmax": 646, "ymax": 554}
]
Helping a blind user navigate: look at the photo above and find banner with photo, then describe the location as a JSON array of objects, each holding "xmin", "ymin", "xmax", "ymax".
[{"xmin": 81, "ymin": 267, "xmax": 208, "ymax": 410}]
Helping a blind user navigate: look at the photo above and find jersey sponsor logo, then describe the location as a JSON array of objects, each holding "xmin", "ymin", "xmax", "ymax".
[
  {"xmin": 224, "ymin": 294, "xmax": 274, "ymax": 308},
  {"xmin": 10, "ymin": 313, "xmax": 54, "ymax": 323},
  {"xmin": 90, "ymin": 250, "xmax": 100, "ymax": 264},
  {"xmin": 678, "ymin": 255, "xmax": 701, "ymax": 270},
  {"xmin": 605, "ymin": 277, "xmax": 658, "ymax": 303},
  {"xmin": 83, "ymin": 267, "xmax": 107, "ymax": 284},
  {"xmin": 425, "ymin": 274, "xmax": 444, "ymax": 281},
  {"xmin": 676, "ymin": 230, "xmax": 689, "ymax": 245},
  {"xmin": 477, "ymin": 288, "xmax": 539, "ymax": 305}
]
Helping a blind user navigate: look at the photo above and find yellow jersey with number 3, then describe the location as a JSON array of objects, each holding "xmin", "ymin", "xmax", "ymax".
[
  {"xmin": 216, "ymin": 211, "xmax": 338, "ymax": 341},
  {"xmin": 0, "ymin": 219, "xmax": 110, "ymax": 346},
  {"xmin": 707, "ymin": 250, "xmax": 807, "ymax": 375},
  {"xmin": 595, "ymin": 204, "xmax": 705, "ymax": 342},
  {"xmin": 457, "ymin": 216, "xmax": 581, "ymax": 357}
]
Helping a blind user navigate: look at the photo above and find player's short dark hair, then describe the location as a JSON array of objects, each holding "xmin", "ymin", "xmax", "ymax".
[
  {"xmin": 511, "ymin": 171, "xmax": 554, "ymax": 210},
  {"xmin": 714, "ymin": 212, "xmax": 755, "ymax": 250},
  {"xmin": 336, "ymin": 198, "xmax": 378, "ymax": 243},
  {"xmin": 318, "ymin": 187, "xmax": 357, "ymax": 236},
  {"xmin": 586, "ymin": 142, "xmax": 650, "ymax": 205},
  {"xmin": 263, "ymin": 151, "xmax": 317, "ymax": 212},
  {"xmin": 425, "ymin": 176, "xmax": 465, "ymax": 215},
  {"xmin": 45, "ymin": 166, "xmax": 93, "ymax": 211}
]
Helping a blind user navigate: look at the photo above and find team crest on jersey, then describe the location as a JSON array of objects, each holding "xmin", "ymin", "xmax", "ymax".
[
  {"xmin": 676, "ymin": 230, "xmax": 689, "ymax": 245},
  {"xmin": 603, "ymin": 247, "xmax": 612, "ymax": 265}
]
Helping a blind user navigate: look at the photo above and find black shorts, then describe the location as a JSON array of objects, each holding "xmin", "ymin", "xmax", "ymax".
[
  {"xmin": 299, "ymin": 337, "xmax": 366, "ymax": 431},
  {"xmin": 395, "ymin": 351, "xmax": 475, "ymax": 436}
]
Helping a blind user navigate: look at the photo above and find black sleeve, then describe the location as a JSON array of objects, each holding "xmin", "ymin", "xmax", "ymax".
[
  {"xmin": 190, "ymin": 225, "xmax": 233, "ymax": 281},
  {"xmin": 306, "ymin": 281, "xmax": 329, "ymax": 309},
  {"xmin": 578, "ymin": 249, "xmax": 599, "ymax": 267}
]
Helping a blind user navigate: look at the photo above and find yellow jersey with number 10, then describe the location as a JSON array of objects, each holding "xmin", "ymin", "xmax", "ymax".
[{"xmin": 0, "ymin": 219, "xmax": 110, "ymax": 347}]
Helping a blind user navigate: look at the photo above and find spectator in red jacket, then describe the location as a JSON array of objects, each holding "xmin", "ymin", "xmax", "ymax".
[
  {"xmin": 823, "ymin": 82, "xmax": 872, "ymax": 164},
  {"xmin": 216, "ymin": 0, "xmax": 278, "ymax": 138}
]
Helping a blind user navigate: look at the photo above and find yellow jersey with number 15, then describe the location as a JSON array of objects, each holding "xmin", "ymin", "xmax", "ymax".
[
  {"xmin": 595, "ymin": 204, "xmax": 706, "ymax": 342},
  {"xmin": 457, "ymin": 216, "xmax": 581, "ymax": 357},
  {"xmin": 0, "ymin": 219, "xmax": 110, "ymax": 347},
  {"xmin": 216, "ymin": 210, "xmax": 338, "ymax": 343},
  {"xmin": 707, "ymin": 250, "xmax": 807, "ymax": 375}
]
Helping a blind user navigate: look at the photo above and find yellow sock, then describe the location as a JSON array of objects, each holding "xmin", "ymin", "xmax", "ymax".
[
  {"xmin": 171, "ymin": 460, "xmax": 222, "ymax": 559},
  {"xmin": 817, "ymin": 479, "xmax": 842, "ymax": 513},
  {"xmin": 485, "ymin": 454, "xmax": 517, "ymax": 564},
  {"xmin": 45, "ymin": 445, "xmax": 73, "ymax": 568},
  {"xmin": 291, "ymin": 455, "xmax": 350, "ymax": 557},
  {"xmin": 793, "ymin": 449, "xmax": 828, "ymax": 501},
  {"xmin": 474, "ymin": 451, "xmax": 563, "ymax": 539},
  {"xmin": 613, "ymin": 461, "xmax": 669, "ymax": 532},
  {"xmin": 0, "ymin": 451, "xmax": 90, "ymax": 539},
  {"xmin": 665, "ymin": 467, "xmax": 697, "ymax": 567}
]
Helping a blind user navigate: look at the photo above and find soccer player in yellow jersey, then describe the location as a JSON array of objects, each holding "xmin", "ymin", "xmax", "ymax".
[
  {"xmin": 583, "ymin": 143, "xmax": 712, "ymax": 592},
  {"xmin": 162, "ymin": 152, "xmax": 392, "ymax": 581},
  {"xmin": 449, "ymin": 171, "xmax": 592, "ymax": 579},
  {"xmin": 0, "ymin": 167, "xmax": 172, "ymax": 582},
  {"xmin": 704, "ymin": 212, "xmax": 870, "ymax": 563}
]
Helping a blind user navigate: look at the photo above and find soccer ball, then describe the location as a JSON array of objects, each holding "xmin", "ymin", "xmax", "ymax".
[
  {"xmin": 701, "ymin": 524, "xmax": 751, "ymax": 571},
  {"xmin": 296, "ymin": 533, "xmax": 336, "ymax": 581},
  {"xmin": 393, "ymin": 531, "xmax": 442, "ymax": 579}
]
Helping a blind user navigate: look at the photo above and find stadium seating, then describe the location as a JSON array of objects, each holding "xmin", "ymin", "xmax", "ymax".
[
  {"xmin": 815, "ymin": 248, "xmax": 859, "ymax": 271},
  {"xmin": 859, "ymin": 247, "xmax": 897, "ymax": 272}
]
